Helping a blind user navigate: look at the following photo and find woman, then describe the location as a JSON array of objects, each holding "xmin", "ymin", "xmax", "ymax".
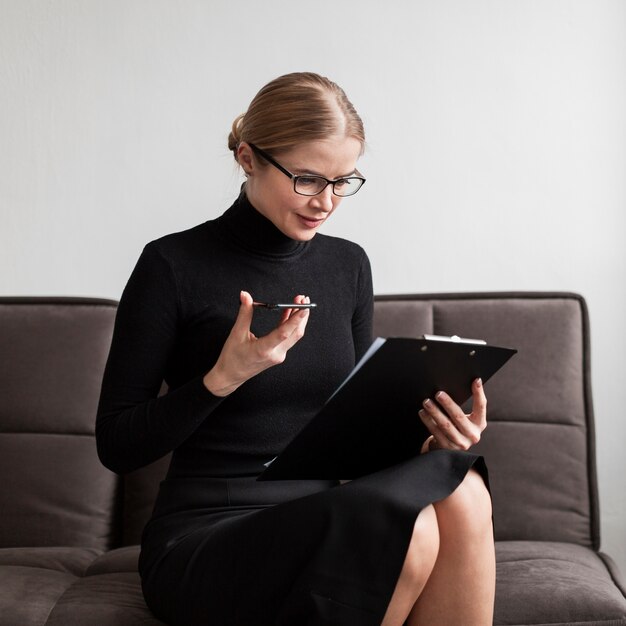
[{"xmin": 96, "ymin": 72, "xmax": 495, "ymax": 625}]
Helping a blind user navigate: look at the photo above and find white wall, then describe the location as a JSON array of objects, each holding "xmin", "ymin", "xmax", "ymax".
[{"xmin": 1, "ymin": 0, "xmax": 624, "ymax": 571}]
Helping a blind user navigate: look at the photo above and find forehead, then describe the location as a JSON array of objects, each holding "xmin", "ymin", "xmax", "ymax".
[{"xmin": 279, "ymin": 137, "xmax": 362, "ymax": 176}]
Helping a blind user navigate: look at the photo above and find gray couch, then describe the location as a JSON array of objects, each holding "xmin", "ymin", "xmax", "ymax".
[{"xmin": 0, "ymin": 293, "xmax": 625, "ymax": 625}]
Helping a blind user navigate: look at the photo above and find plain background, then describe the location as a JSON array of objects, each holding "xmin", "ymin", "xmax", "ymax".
[{"xmin": 1, "ymin": 1, "xmax": 624, "ymax": 573}]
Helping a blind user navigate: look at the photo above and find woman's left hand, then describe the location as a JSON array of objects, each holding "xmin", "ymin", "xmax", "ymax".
[{"xmin": 419, "ymin": 378, "xmax": 487, "ymax": 452}]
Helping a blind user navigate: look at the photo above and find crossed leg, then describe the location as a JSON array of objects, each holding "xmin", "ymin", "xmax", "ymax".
[{"xmin": 382, "ymin": 468, "xmax": 495, "ymax": 626}]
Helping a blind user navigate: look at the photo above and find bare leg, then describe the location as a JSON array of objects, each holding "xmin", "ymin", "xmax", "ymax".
[
  {"xmin": 381, "ymin": 504, "xmax": 439, "ymax": 626},
  {"xmin": 408, "ymin": 468, "xmax": 495, "ymax": 625}
]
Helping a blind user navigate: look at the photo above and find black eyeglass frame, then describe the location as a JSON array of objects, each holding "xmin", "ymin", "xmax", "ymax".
[{"xmin": 248, "ymin": 143, "xmax": 366, "ymax": 197}]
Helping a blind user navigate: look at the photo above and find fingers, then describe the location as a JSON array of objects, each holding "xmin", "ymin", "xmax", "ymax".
[
  {"xmin": 279, "ymin": 294, "xmax": 306, "ymax": 323},
  {"xmin": 419, "ymin": 399, "xmax": 474, "ymax": 450},
  {"xmin": 206, "ymin": 292, "xmax": 311, "ymax": 397},
  {"xmin": 254, "ymin": 294, "xmax": 310, "ymax": 365},
  {"xmin": 419, "ymin": 380, "xmax": 487, "ymax": 451},
  {"xmin": 231, "ymin": 290, "xmax": 254, "ymax": 336},
  {"xmin": 269, "ymin": 295, "xmax": 310, "ymax": 349},
  {"xmin": 471, "ymin": 377, "xmax": 488, "ymax": 428}
]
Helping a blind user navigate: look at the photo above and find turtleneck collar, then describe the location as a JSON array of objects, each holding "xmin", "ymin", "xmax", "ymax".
[{"xmin": 216, "ymin": 191, "xmax": 309, "ymax": 259}]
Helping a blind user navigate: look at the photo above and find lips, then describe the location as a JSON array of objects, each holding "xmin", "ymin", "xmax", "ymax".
[{"xmin": 297, "ymin": 214, "xmax": 325, "ymax": 229}]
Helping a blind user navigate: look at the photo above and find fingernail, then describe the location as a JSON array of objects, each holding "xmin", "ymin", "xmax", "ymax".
[
  {"xmin": 435, "ymin": 391, "xmax": 445, "ymax": 401},
  {"xmin": 423, "ymin": 398, "xmax": 431, "ymax": 408},
  {"xmin": 476, "ymin": 378, "xmax": 483, "ymax": 387}
]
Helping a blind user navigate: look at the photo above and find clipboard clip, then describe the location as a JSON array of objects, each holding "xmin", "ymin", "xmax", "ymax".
[{"xmin": 422, "ymin": 334, "xmax": 487, "ymax": 345}]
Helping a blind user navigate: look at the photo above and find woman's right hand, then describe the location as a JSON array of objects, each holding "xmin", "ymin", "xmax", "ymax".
[{"xmin": 203, "ymin": 290, "xmax": 310, "ymax": 397}]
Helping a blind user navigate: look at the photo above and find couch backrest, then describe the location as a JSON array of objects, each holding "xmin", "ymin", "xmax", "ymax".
[
  {"xmin": 0, "ymin": 293, "xmax": 598, "ymax": 551},
  {"xmin": 0, "ymin": 298, "xmax": 120, "ymax": 551},
  {"xmin": 373, "ymin": 293, "xmax": 598, "ymax": 549}
]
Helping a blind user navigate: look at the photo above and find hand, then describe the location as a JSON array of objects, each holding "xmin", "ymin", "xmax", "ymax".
[
  {"xmin": 203, "ymin": 291, "xmax": 310, "ymax": 397},
  {"xmin": 419, "ymin": 378, "xmax": 487, "ymax": 452}
]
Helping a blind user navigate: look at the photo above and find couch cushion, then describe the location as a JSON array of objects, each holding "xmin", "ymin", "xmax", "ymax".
[
  {"xmin": 0, "ymin": 546, "xmax": 160, "ymax": 625},
  {"xmin": 0, "ymin": 300, "xmax": 116, "ymax": 432},
  {"xmin": 86, "ymin": 546, "xmax": 140, "ymax": 576},
  {"xmin": 373, "ymin": 300, "xmax": 434, "ymax": 338},
  {"xmin": 495, "ymin": 541, "xmax": 626, "ymax": 625},
  {"xmin": 42, "ymin": 545, "xmax": 163, "ymax": 625},
  {"xmin": 0, "ymin": 299, "xmax": 120, "ymax": 551},
  {"xmin": 0, "ymin": 433, "xmax": 118, "ymax": 550},
  {"xmin": 0, "ymin": 546, "xmax": 100, "ymax": 576},
  {"xmin": 0, "ymin": 564, "xmax": 77, "ymax": 625},
  {"xmin": 45, "ymin": 572, "xmax": 165, "ymax": 625},
  {"xmin": 474, "ymin": 422, "xmax": 591, "ymax": 544}
]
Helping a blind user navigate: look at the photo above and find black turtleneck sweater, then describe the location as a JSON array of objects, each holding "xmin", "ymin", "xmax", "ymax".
[{"xmin": 96, "ymin": 193, "xmax": 374, "ymax": 479}]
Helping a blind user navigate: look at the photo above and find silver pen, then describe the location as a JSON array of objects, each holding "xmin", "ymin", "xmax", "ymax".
[{"xmin": 252, "ymin": 301, "xmax": 317, "ymax": 310}]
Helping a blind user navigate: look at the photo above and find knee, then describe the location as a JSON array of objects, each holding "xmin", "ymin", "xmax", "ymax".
[{"xmin": 434, "ymin": 469, "xmax": 492, "ymax": 539}]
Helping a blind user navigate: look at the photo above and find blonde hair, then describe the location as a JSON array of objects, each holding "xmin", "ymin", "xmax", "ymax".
[{"xmin": 228, "ymin": 72, "xmax": 365, "ymax": 162}]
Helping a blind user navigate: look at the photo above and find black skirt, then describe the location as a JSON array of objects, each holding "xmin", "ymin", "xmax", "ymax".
[{"xmin": 139, "ymin": 450, "xmax": 488, "ymax": 626}]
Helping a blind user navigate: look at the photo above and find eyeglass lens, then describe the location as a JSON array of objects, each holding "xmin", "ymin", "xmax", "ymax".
[{"xmin": 294, "ymin": 176, "xmax": 364, "ymax": 197}]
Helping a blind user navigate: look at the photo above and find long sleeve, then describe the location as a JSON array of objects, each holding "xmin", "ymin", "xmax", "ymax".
[
  {"xmin": 95, "ymin": 243, "xmax": 224, "ymax": 475},
  {"xmin": 351, "ymin": 249, "xmax": 374, "ymax": 362}
]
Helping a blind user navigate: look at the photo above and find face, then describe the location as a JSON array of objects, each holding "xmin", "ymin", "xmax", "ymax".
[{"xmin": 238, "ymin": 136, "xmax": 362, "ymax": 241}]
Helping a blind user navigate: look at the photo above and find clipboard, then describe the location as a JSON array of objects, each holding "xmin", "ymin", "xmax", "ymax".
[{"xmin": 258, "ymin": 335, "xmax": 517, "ymax": 481}]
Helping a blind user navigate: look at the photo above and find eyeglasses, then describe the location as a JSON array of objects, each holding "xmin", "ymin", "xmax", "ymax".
[{"xmin": 248, "ymin": 143, "xmax": 366, "ymax": 197}]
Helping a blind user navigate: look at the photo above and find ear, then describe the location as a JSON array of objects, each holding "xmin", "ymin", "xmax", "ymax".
[{"xmin": 237, "ymin": 142, "xmax": 255, "ymax": 176}]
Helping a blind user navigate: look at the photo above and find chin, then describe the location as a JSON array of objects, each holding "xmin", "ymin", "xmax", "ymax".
[{"xmin": 291, "ymin": 228, "xmax": 319, "ymax": 242}]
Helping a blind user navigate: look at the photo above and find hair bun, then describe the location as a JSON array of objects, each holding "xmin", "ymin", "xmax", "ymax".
[{"xmin": 228, "ymin": 113, "xmax": 245, "ymax": 155}]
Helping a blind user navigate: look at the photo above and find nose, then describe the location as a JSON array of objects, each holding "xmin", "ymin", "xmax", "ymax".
[{"xmin": 310, "ymin": 185, "xmax": 335, "ymax": 213}]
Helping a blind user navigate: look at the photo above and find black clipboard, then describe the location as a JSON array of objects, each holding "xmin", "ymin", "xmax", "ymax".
[{"xmin": 258, "ymin": 335, "xmax": 517, "ymax": 481}]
